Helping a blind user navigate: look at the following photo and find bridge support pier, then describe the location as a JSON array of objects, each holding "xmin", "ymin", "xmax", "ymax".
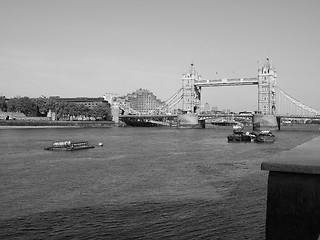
[
  {"xmin": 199, "ymin": 119, "xmax": 206, "ymax": 128},
  {"xmin": 177, "ymin": 113, "xmax": 199, "ymax": 128},
  {"xmin": 276, "ymin": 117, "xmax": 281, "ymax": 131},
  {"xmin": 253, "ymin": 114, "xmax": 278, "ymax": 131},
  {"xmin": 111, "ymin": 105, "xmax": 120, "ymax": 126}
]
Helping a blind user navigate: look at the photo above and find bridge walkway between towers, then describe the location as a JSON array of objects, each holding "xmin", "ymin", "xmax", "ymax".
[{"xmin": 195, "ymin": 78, "xmax": 258, "ymax": 87}]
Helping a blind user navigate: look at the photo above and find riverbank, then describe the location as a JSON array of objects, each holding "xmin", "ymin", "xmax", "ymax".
[{"xmin": 0, "ymin": 119, "xmax": 115, "ymax": 128}]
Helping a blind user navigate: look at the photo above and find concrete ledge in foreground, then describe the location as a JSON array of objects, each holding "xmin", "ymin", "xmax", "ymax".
[{"xmin": 261, "ymin": 137, "xmax": 320, "ymax": 240}]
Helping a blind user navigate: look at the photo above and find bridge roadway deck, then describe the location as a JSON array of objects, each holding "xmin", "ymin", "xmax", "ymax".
[
  {"xmin": 119, "ymin": 114, "xmax": 177, "ymax": 119},
  {"xmin": 119, "ymin": 113, "xmax": 252, "ymax": 119},
  {"xmin": 276, "ymin": 115, "xmax": 320, "ymax": 119},
  {"xmin": 119, "ymin": 114, "xmax": 320, "ymax": 120}
]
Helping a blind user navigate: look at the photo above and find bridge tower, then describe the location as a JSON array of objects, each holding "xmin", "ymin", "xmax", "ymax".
[
  {"xmin": 258, "ymin": 59, "xmax": 276, "ymax": 115},
  {"xmin": 254, "ymin": 59, "xmax": 278, "ymax": 130},
  {"xmin": 182, "ymin": 64, "xmax": 201, "ymax": 113}
]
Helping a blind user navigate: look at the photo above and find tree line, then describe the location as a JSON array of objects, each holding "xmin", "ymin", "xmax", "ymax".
[{"xmin": 0, "ymin": 96, "xmax": 112, "ymax": 121}]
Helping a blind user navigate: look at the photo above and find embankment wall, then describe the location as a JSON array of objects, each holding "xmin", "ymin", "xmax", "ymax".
[
  {"xmin": 261, "ymin": 137, "xmax": 320, "ymax": 239},
  {"xmin": 0, "ymin": 120, "xmax": 114, "ymax": 128}
]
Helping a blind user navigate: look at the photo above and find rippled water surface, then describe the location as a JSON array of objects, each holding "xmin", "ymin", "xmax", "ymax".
[{"xmin": 0, "ymin": 125, "xmax": 319, "ymax": 239}]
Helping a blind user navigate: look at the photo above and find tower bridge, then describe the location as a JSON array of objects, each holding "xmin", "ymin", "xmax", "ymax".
[
  {"xmin": 181, "ymin": 60, "xmax": 276, "ymax": 116},
  {"xmin": 114, "ymin": 59, "xmax": 320, "ymax": 130}
]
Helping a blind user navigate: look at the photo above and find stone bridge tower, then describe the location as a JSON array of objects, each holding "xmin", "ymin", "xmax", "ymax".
[
  {"xmin": 258, "ymin": 59, "xmax": 276, "ymax": 115},
  {"xmin": 182, "ymin": 64, "xmax": 201, "ymax": 113},
  {"xmin": 254, "ymin": 59, "xmax": 278, "ymax": 130}
]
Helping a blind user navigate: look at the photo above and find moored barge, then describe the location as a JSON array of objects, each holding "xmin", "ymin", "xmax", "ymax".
[{"xmin": 44, "ymin": 141, "xmax": 95, "ymax": 151}]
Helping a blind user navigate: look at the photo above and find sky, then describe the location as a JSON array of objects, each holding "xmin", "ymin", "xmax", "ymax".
[{"xmin": 0, "ymin": 0, "xmax": 319, "ymax": 112}]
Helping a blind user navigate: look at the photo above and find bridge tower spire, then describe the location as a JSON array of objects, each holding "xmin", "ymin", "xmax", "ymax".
[
  {"xmin": 258, "ymin": 58, "xmax": 277, "ymax": 115},
  {"xmin": 182, "ymin": 63, "xmax": 201, "ymax": 113}
]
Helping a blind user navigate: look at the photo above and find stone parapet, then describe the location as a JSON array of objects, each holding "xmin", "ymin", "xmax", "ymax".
[{"xmin": 261, "ymin": 137, "xmax": 320, "ymax": 239}]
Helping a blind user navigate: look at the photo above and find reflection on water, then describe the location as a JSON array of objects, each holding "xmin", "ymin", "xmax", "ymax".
[{"xmin": 0, "ymin": 125, "xmax": 319, "ymax": 239}]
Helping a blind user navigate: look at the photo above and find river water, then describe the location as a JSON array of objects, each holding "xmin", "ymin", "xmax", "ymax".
[{"xmin": 0, "ymin": 125, "xmax": 319, "ymax": 239}]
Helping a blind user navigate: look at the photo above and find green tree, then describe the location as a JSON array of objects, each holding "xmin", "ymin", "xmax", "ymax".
[
  {"xmin": 54, "ymin": 102, "xmax": 90, "ymax": 120},
  {"xmin": 75, "ymin": 104, "xmax": 90, "ymax": 117},
  {"xmin": 32, "ymin": 96, "xmax": 47, "ymax": 115},
  {"xmin": 66, "ymin": 103, "xmax": 87, "ymax": 117},
  {"xmin": 91, "ymin": 104, "xmax": 111, "ymax": 120},
  {"xmin": 32, "ymin": 96, "xmax": 58, "ymax": 116},
  {"xmin": 0, "ymin": 96, "xmax": 7, "ymax": 112},
  {"xmin": 6, "ymin": 96, "xmax": 38, "ymax": 116},
  {"xmin": 55, "ymin": 101, "xmax": 70, "ymax": 119}
]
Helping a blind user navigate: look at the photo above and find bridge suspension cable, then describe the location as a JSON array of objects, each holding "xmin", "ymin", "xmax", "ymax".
[
  {"xmin": 162, "ymin": 88, "xmax": 183, "ymax": 112},
  {"xmin": 164, "ymin": 88, "xmax": 182, "ymax": 105},
  {"xmin": 277, "ymin": 87, "xmax": 320, "ymax": 116}
]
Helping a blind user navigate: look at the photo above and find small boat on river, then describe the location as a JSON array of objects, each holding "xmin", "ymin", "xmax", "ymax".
[
  {"xmin": 227, "ymin": 131, "xmax": 254, "ymax": 142},
  {"xmin": 44, "ymin": 141, "xmax": 95, "ymax": 151},
  {"xmin": 227, "ymin": 123, "xmax": 253, "ymax": 142},
  {"xmin": 227, "ymin": 130, "xmax": 275, "ymax": 143},
  {"xmin": 254, "ymin": 130, "xmax": 276, "ymax": 143},
  {"xmin": 227, "ymin": 122, "xmax": 275, "ymax": 143}
]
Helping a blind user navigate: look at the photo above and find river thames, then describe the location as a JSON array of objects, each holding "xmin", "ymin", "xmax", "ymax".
[{"xmin": 0, "ymin": 125, "xmax": 319, "ymax": 239}]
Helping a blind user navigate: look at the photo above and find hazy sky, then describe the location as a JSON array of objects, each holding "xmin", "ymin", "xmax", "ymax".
[{"xmin": 1, "ymin": 0, "xmax": 319, "ymax": 112}]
